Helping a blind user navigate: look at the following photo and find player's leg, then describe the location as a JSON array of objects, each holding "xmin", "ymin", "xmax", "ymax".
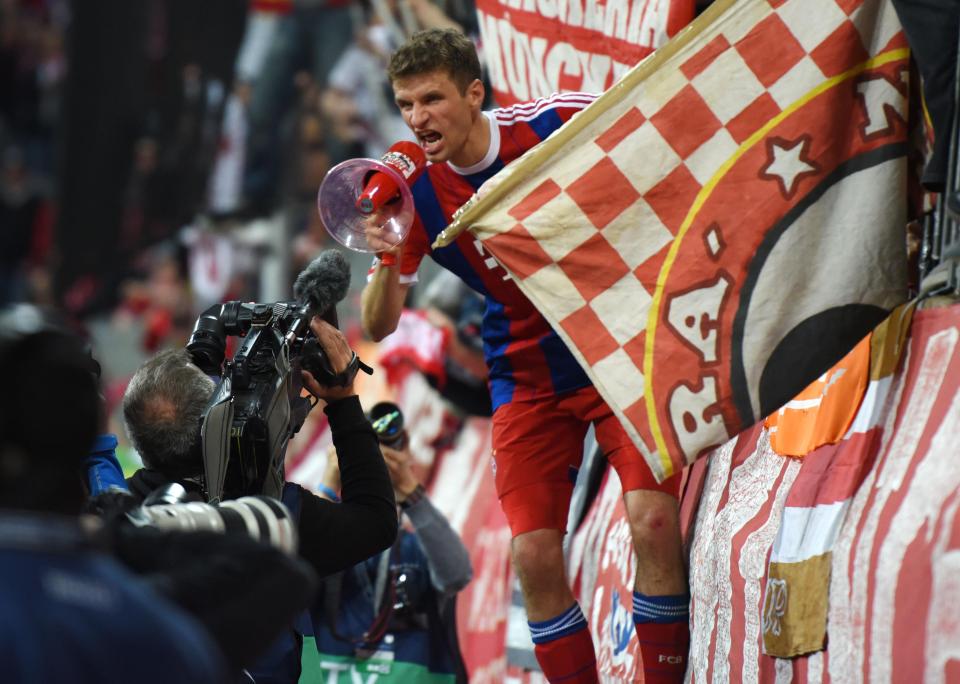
[
  {"xmin": 622, "ymin": 489, "xmax": 689, "ymax": 684},
  {"xmin": 512, "ymin": 529, "xmax": 597, "ymax": 683},
  {"xmin": 583, "ymin": 387, "xmax": 689, "ymax": 683},
  {"xmin": 493, "ymin": 398, "xmax": 598, "ymax": 684}
]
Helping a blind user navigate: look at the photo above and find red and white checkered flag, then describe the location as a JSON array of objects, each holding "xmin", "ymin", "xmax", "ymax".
[{"xmin": 437, "ymin": 0, "xmax": 910, "ymax": 481}]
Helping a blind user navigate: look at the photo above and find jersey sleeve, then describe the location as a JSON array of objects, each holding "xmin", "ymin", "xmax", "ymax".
[
  {"xmin": 493, "ymin": 92, "xmax": 598, "ymax": 132},
  {"xmin": 549, "ymin": 91, "xmax": 598, "ymax": 124}
]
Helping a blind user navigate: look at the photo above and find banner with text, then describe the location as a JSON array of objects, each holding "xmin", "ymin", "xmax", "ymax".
[{"xmin": 476, "ymin": 0, "xmax": 694, "ymax": 104}]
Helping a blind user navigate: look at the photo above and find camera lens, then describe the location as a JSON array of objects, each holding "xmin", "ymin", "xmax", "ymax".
[
  {"xmin": 372, "ymin": 410, "xmax": 402, "ymax": 437},
  {"xmin": 369, "ymin": 402, "xmax": 403, "ymax": 437}
]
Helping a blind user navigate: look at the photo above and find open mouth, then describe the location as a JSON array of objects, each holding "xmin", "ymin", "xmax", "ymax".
[{"xmin": 418, "ymin": 131, "xmax": 442, "ymax": 154}]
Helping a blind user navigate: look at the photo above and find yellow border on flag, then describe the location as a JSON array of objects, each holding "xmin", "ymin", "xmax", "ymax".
[
  {"xmin": 643, "ymin": 47, "xmax": 909, "ymax": 477},
  {"xmin": 432, "ymin": 0, "xmax": 741, "ymax": 248}
]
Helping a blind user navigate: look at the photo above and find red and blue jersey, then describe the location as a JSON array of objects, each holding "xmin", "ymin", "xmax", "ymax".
[{"xmin": 386, "ymin": 92, "xmax": 597, "ymax": 410}]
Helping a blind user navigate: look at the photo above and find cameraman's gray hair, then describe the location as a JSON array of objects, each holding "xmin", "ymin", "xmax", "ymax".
[{"xmin": 122, "ymin": 348, "xmax": 215, "ymax": 474}]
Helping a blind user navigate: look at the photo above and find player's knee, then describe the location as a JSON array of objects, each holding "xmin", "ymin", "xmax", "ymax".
[
  {"xmin": 511, "ymin": 530, "xmax": 565, "ymax": 586},
  {"xmin": 628, "ymin": 501, "xmax": 680, "ymax": 551}
]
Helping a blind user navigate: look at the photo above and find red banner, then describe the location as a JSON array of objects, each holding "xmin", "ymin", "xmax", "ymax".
[
  {"xmin": 476, "ymin": 0, "xmax": 693, "ymax": 104},
  {"xmin": 685, "ymin": 303, "xmax": 960, "ymax": 681}
]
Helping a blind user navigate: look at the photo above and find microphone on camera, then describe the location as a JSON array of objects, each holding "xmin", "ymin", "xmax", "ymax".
[
  {"xmin": 293, "ymin": 249, "xmax": 351, "ymax": 328},
  {"xmin": 290, "ymin": 249, "xmax": 373, "ymax": 386},
  {"xmin": 355, "ymin": 141, "xmax": 427, "ymax": 215}
]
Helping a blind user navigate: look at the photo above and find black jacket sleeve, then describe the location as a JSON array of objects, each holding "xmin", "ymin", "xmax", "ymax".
[{"xmin": 296, "ymin": 395, "xmax": 398, "ymax": 576}]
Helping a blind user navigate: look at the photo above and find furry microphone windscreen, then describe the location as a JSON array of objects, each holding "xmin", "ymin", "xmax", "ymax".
[{"xmin": 292, "ymin": 250, "xmax": 351, "ymax": 316}]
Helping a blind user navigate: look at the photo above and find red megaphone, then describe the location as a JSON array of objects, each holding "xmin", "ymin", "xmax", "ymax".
[
  {"xmin": 356, "ymin": 141, "xmax": 427, "ymax": 214},
  {"xmin": 317, "ymin": 141, "xmax": 426, "ymax": 253}
]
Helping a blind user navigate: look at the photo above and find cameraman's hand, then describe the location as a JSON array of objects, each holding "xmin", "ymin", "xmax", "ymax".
[
  {"xmin": 381, "ymin": 445, "xmax": 419, "ymax": 500},
  {"xmin": 301, "ymin": 317, "xmax": 357, "ymax": 402}
]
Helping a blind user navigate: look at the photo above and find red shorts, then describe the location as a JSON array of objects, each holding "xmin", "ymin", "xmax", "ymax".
[{"xmin": 491, "ymin": 385, "xmax": 680, "ymax": 537}]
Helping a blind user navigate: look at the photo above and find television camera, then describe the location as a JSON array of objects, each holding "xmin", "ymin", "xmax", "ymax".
[{"xmin": 186, "ymin": 250, "xmax": 371, "ymax": 504}]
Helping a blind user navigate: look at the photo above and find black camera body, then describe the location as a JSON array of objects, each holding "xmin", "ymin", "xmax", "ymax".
[
  {"xmin": 185, "ymin": 250, "xmax": 366, "ymax": 504},
  {"xmin": 187, "ymin": 300, "xmax": 328, "ymax": 503},
  {"xmin": 187, "ymin": 300, "xmax": 338, "ymax": 380}
]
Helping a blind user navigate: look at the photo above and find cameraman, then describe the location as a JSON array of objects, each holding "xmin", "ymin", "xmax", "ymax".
[
  {"xmin": 121, "ymin": 317, "xmax": 398, "ymax": 682},
  {"xmin": 0, "ymin": 307, "xmax": 230, "ymax": 683},
  {"xmin": 122, "ymin": 317, "xmax": 398, "ymax": 574},
  {"xmin": 302, "ymin": 403, "xmax": 472, "ymax": 683}
]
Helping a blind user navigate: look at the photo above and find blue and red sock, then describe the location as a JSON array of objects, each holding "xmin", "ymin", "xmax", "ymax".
[
  {"xmin": 632, "ymin": 591, "xmax": 690, "ymax": 684},
  {"xmin": 528, "ymin": 603, "xmax": 598, "ymax": 683}
]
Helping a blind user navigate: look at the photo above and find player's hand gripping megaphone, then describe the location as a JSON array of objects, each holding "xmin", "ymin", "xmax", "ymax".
[{"xmin": 317, "ymin": 141, "xmax": 426, "ymax": 253}]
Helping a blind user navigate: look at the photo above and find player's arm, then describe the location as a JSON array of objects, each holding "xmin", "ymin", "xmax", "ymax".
[
  {"xmin": 361, "ymin": 210, "xmax": 428, "ymax": 341},
  {"xmin": 361, "ymin": 258, "xmax": 410, "ymax": 341}
]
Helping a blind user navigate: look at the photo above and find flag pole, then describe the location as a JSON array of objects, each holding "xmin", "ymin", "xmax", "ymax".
[{"xmin": 431, "ymin": 0, "xmax": 741, "ymax": 249}]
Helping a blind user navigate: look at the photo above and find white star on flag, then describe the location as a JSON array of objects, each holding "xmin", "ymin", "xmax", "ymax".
[{"xmin": 761, "ymin": 138, "xmax": 819, "ymax": 199}]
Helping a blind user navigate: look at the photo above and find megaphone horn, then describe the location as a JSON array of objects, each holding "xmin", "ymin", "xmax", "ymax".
[{"xmin": 317, "ymin": 141, "xmax": 426, "ymax": 254}]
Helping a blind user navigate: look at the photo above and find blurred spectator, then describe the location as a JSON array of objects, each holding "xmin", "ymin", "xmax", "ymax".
[
  {"xmin": 119, "ymin": 137, "xmax": 165, "ymax": 253},
  {"xmin": 115, "ymin": 242, "xmax": 194, "ymax": 354},
  {"xmin": 375, "ymin": 271, "xmax": 491, "ymax": 420},
  {"xmin": 235, "ymin": 0, "xmax": 289, "ymax": 85},
  {"xmin": 0, "ymin": 305, "xmax": 230, "ymax": 683},
  {"xmin": 416, "ymin": 269, "xmax": 490, "ymax": 417},
  {"xmin": 0, "ymin": 145, "xmax": 49, "ymax": 305},
  {"xmin": 321, "ymin": 21, "xmax": 412, "ymax": 160},
  {"xmin": 180, "ymin": 215, "xmax": 261, "ymax": 313},
  {"xmin": 244, "ymin": 0, "xmax": 476, "ymax": 213},
  {"xmin": 304, "ymin": 410, "xmax": 471, "ymax": 683},
  {"xmin": 0, "ymin": 0, "xmax": 67, "ymax": 183},
  {"xmin": 292, "ymin": 201, "xmax": 336, "ymax": 272},
  {"xmin": 320, "ymin": 0, "xmax": 470, "ymax": 160},
  {"xmin": 55, "ymin": 0, "xmax": 246, "ymax": 316},
  {"xmin": 0, "ymin": 1, "xmax": 62, "ymax": 309},
  {"xmin": 243, "ymin": 0, "xmax": 357, "ymax": 214},
  {"xmin": 207, "ymin": 81, "xmax": 252, "ymax": 218},
  {"xmin": 294, "ymin": 76, "xmax": 336, "ymax": 201}
]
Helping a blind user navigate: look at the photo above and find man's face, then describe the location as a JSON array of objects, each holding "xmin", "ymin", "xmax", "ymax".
[{"xmin": 392, "ymin": 69, "xmax": 482, "ymax": 165}]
